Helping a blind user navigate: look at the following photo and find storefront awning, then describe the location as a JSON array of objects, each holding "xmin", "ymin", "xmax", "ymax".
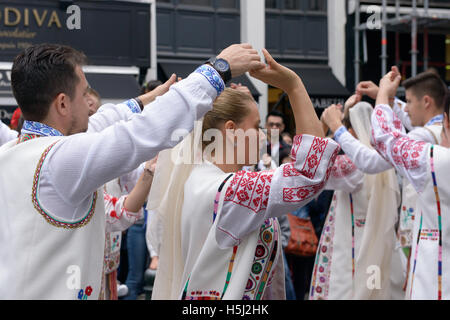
[
  {"xmin": 85, "ymin": 73, "xmax": 141, "ymax": 104},
  {"xmin": 286, "ymin": 64, "xmax": 349, "ymax": 97},
  {"xmin": 158, "ymin": 60, "xmax": 261, "ymax": 97}
]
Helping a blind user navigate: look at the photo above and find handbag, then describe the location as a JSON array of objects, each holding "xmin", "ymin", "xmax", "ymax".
[{"xmin": 284, "ymin": 213, "xmax": 318, "ymax": 257}]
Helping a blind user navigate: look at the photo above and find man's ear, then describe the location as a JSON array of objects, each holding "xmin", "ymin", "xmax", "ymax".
[
  {"xmin": 423, "ymin": 95, "xmax": 432, "ymax": 110},
  {"xmin": 53, "ymin": 93, "xmax": 70, "ymax": 117}
]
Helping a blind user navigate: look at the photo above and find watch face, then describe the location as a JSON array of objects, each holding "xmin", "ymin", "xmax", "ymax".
[{"xmin": 215, "ymin": 59, "xmax": 230, "ymax": 72}]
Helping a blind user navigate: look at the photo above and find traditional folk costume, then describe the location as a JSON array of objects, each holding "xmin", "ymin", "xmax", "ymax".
[
  {"xmin": 0, "ymin": 65, "xmax": 225, "ymax": 299},
  {"xmin": 148, "ymin": 121, "xmax": 340, "ymax": 300},
  {"xmin": 372, "ymin": 103, "xmax": 450, "ymax": 300},
  {"xmin": 310, "ymin": 102, "xmax": 402, "ymax": 300},
  {"xmin": 392, "ymin": 98, "xmax": 442, "ymax": 253},
  {"xmin": 101, "ymin": 166, "xmax": 144, "ymax": 300}
]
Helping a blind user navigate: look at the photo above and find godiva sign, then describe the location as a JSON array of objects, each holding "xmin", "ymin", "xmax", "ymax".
[
  {"xmin": 0, "ymin": 7, "xmax": 68, "ymax": 29},
  {"xmin": 0, "ymin": 0, "xmax": 151, "ymax": 67}
]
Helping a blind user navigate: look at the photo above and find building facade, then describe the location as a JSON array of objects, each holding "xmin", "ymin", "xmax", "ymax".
[
  {"xmin": 154, "ymin": 0, "xmax": 349, "ymax": 132},
  {"xmin": 0, "ymin": 0, "xmax": 152, "ymax": 125}
]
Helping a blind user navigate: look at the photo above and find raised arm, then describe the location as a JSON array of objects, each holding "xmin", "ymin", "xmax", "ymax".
[
  {"xmin": 105, "ymin": 157, "xmax": 157, "ymax": 232},
  {"xmin": 371, "ymin": 68, "xmax": 431, "ymax": 193},
  {"xmin": 321, "ymin": 104, "xmax": 392, "ymax": 174},
  {"xmin": 87, "ymin": 75, "xmax": 178, "ymax": 133},
  {"xmin": 216, "ymin": 50, "xmax": 340, "ymax": 248},
  {"xmin": 40, "ymin": 44, "xmax": 266, "ymax": 218},
  {"xmin": 356, "ymin": 69, "xmax": 414, "ymax": 131},
  {"xmin": 250, "ymin": 49, "xmax": 324, "ymax": 138}
]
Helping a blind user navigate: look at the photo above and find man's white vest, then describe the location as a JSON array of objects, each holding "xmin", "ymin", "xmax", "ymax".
[{"xmin": 0, "ymin": 136, "xmax": 105, "ymax": 299}]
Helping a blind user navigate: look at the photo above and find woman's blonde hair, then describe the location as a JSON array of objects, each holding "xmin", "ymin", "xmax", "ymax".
[{"xmin": 202, "ymin": 88, "xmax": 255, "ymax": 149}]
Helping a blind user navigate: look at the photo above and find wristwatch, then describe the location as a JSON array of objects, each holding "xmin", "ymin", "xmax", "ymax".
[{"xmin": 206, "ymin": 56, "xmax": 232, "ymax": 83}]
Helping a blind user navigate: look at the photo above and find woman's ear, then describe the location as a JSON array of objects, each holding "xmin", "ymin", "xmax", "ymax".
[{"xmin": 224, "ymin": 120, "xmax": 236, "ymax": 131}]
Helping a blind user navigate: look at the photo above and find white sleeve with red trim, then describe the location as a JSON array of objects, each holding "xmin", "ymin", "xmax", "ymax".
[
  {"xmin": 216, "ymin": 134, "xmax": 340, "ymax": 248},
  {"xmin": 104, "ymin": 191, "xmax": 144, "ymax": 232},
  {"xmin": 334, "ymin": 127, "xmax": 393, "ymax": 174},
  {"xmin": 371, "ymin": 104, "xmax": 430, "ymax": 193},
  {"xmin": 324, "ymin": 155, "xmax": 364, "ymax": 193}
]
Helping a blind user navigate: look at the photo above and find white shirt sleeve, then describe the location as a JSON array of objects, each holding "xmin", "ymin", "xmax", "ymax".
[
  {"xmin": 38, "ymin": 68, "xmax": 222, "ymax": 222},
  {"xmin": 407, "ymin": 126, "xmax": 438, "ymax": 144},
  {"xmin": 0, "ymin": 120, "xmax": 18, "ymax": 145},
  {"xmin": 334, "ymin": 126, "xmax": 393, "ymax": 174},
  {"xmin": 393, "ymin": 97, "xmax": 414, "ymax": 132},
  {"xmin": 324, "ymin": 154, "xmax": 364, "ymax": 193},
  {"xmin": 104, "ymin": 192, "xmax": 143, "ymax": 232},
  {"xmin": 371, "ymin": 104, "xmax": 430, "ymax": 193},
  {"xmin": 216, "ymin": 134, "xmax": 340, "ymax": 248},
  {"xmin": 87, "ymin": 100, "xmax": 141, "ymax": 133}
]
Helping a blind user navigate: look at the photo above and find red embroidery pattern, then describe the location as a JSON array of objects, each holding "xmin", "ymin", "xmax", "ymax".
[
  {"xmin": 283, "ymin": 147, "xmax": 339, "ymax": 203},
  {"xmin": 375, "ymin": 109, "xmax": 390, "ymax": 133},
  {"xmin": 225, "ymin": 137, "xmax": 339, "ymax": 211},
  {"xmin": 391, "ymin": 137, "xmax": 426, "ymax": 169},
  {"xmin": 393, "ymin": 112, "xmax": 403, "ymax": 130},
  {"xmin": 224, "ymin": 170, "xmax": 274, "ymax": 213},
  {"xmin": 301, "ymin": 137, "xmax": 329, "ymax": 179},
  {"xmin": 290, "ymin": 135, "xmax": 303, "ymax": 161},
  {"xmin": 330, "ymin": 155, "xmax": 357, "ymax": 178}
]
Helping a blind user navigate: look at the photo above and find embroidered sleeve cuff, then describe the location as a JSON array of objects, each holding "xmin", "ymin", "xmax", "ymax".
[
  {"xmin": 122, "ymin": 99, "xmax": 142, "ymax": 114},
  {"xmin": 290, "ymin": 134, "xmax": 340, "ymax": 180},
  {"xmin": 333, "ymin": 125, "xmax": 348, "ymax": 143},
  {"xmin": 195, "ymin": 64, "xmax": 225, "ymax": 96}
]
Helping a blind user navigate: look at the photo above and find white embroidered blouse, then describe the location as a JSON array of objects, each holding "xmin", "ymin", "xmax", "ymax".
[
  {"xmin": 216, "ymin": 134, "xmax": 340, "ymax": 249},
  {"xmin": 371, "ymin": 104, "xmax": 431, "ymax": 193}
]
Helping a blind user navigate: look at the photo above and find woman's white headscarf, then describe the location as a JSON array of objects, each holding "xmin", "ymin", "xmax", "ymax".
[
  {"xmin": 349, "ymin": 102, "xmax": 401, "ymax": 299},
  {"xmin": 146, "ymin": 120, "xmax": 204, "ymax": 299}
]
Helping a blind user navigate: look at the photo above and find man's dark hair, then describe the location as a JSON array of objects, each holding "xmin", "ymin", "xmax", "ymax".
[
  {"xmin": 11, "ymin": 43, "xmax": 87, "ymax": 122},
  {"xmin": 266, "ymin": 109, "xmax": 285, "ymax": 124},
  {"xmin": 402, "ymin": 71, "xmax": 447, "ymax": 111}
]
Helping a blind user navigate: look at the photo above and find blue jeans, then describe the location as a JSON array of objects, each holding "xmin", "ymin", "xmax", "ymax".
[{"xmin": 123, "ymin": 223, "xmax": 148, "ymax": 300}]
